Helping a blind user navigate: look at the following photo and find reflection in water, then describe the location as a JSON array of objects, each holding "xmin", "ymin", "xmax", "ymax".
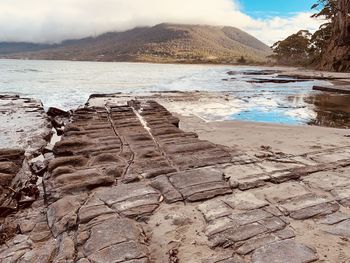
[
  {"xmin": 232, "ymin": 108, "xmax": 300, "ymax": 125},
  {"xmin": 0, "ymin": 59, "xmax": 349, "ymax": 128},
  {"xmin": 290, "ymin": 95, "xmax": 306, "ymax": 107},
  {"xmin": 305, "ymin": 94, "xmax": 350, "ymax": 128}
]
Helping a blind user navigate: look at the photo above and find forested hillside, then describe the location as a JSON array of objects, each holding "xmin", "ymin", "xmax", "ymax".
[
  {"xmin": 271, "ymin": 0, "xmax": 350, "ymax": 72},
  {"xmin": 0, "ymin": 24, "xmax": 272, "ymax": 64}
]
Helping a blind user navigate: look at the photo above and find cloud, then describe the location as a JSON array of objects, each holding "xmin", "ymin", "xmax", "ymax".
[
  {"xmin": 0, "ymin": 0, "xmax": 322, "ymax": 45},
  {"xmin": 246, "ymin": 12, "xmax": 323, "ymax": 45}
]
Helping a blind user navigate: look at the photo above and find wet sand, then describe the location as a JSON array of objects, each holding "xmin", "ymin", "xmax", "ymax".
[{"xmin": 178, "ymin": 114, "xmax": 350, "ymax": 156}]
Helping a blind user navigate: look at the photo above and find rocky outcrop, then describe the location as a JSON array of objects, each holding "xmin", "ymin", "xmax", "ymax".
[
  {"xmin": 0, "ymin": 95, "xmax": 51, "ymax": 219},
  {"xmin": 35, "ymin": 99, "xmax": 235, "ymax": 262},
  {"xmin": 1, "ymin": 95, "xmax": 350, "ymax": 262},
  {"xmin": 151, "ymin": 168, "xmax": 232, "ymax": 203},
  {"xmin": 318, "ymin": 40, "xmax": 350, "ymax": 72},
  {"xmin": 0, "ymin": 95, "xmax": 52, "ymax": 157},
  {"xmin": 313, "ymin": 84, "xmax": 350, "ymax": 94},
  {"xmin": 318, "ymin": 0, "xmax": 350, "ymax": 72}
]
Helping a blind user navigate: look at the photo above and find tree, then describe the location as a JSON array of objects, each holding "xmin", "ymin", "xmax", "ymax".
[
  {"xmin": 311, "ymin": 0, "xmax": 338, "ymax": 21},
  {"xmin": 336, "ymin": 0, "xmax": 350, "ymax": 45},
  {"xmin": 308, "ymin": 0, "xmax": 336, "ymax": 61},
  {"xmin": 270, "ymin": 30, "xmax": 313, "ymax": 66},
  {"xmin": 237, "ymin": 56, "xmax": 247, "ymax": 64},
  {"xmin": 271, "ymin": 0, "xmax": 350, "ymax": 71},
  {"xmin": 310, "ymin": 24, "xmax": 332, "ymax": 53},
  {"xmin": 312, "ymin": 0, "xmax": 350, "ymax": 71}
]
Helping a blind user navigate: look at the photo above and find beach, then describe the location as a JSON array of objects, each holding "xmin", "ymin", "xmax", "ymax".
[
  {"xmin": 1, "ymin": 0, "xmax": 349, "ymax": 261},
  {"xmin": 1, "ymin": 79, "xmax": 350, "ymax": 262}
]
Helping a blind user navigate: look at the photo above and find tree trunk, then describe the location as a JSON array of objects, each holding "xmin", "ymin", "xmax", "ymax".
[
  {"xmin": 318, "ymin": 0, "xmax": 350, "ymax": 72},
  {"xmin": 339, "ymin": 0, "xmax": 350, "ymax": 43}
]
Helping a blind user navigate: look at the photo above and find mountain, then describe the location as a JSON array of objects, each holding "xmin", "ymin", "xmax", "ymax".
[
  {"xmin": 0, "ymin": 42, "xmax": 56, "ymax": 55},
  {"xmin": 0, "ymin": 23, "xmax": 272, "ymax": 64}
]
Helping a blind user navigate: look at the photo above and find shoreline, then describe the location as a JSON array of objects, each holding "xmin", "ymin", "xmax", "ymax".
[
  {"xmin": 1, "ymin": 66, "xmax": 350, "ymax": 261},
  {"xmin": 177, "ymin": 114, "xmax": 350, "ymax": 155},
  {"xmin": 1, "ymin": 93, "xmax": 350, "ymax": 262},
  {"xmin": 87, "ymin": 90, "xmax": 350, "ymax": 129},
  {"xmin": 0, "ymin": 57, "xmax": 347, "ymax": 74}
]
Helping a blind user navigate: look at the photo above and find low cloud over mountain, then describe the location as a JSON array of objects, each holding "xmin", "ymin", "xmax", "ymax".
[{"xmin": 0, "ymin": 0, "xmax": 321, "ymax": 45}]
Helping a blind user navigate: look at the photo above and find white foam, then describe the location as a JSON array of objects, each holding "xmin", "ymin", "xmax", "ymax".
[{"xmin": 285, "ymin": 108, "xmax": 317, "ymax": 120}]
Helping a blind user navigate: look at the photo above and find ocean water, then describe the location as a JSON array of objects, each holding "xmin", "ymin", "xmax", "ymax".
[{"xmin": 1, "ymin": 59, "xmax": 349, "ymax": 128}]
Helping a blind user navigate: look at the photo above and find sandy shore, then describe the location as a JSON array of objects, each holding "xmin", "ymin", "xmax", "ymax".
[{"xmin": 178, "ymin": 115, "xmax": 350, "ymax": 156}]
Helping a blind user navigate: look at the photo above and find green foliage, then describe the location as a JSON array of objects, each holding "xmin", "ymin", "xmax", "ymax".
[
  {"xmin": 237, "ymin": 56, "xmax": 247, "ymax": 64},
  {"xmin": 311, "ymin": 0, "xmax": 337, "ymax": 20},
  {"xmin": 271, "ymin": 0, "xmax": 343, "ymax": 67},
  {"xmin": 309, "ymin": 23, "xmax": 332, "ymax": 55},
  {"xmin": 270, "ymin": 30, "xmax": 313, "ymax": 65},
  {"xmin": 309, "ymin": 0, "xmax": 336, "ymax": 58}
]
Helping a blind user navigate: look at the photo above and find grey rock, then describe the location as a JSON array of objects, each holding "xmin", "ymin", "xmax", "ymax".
[
  {"xmin": 150, "ymin": 175, "xmax": 183, "ymax": 203},
  {"xmin": 278, "ymin": 193, "xmax": 339, "ymax": 219},
  {"xmin": 0, "ymin": 236, "xmax": 32, "ymax": 260},
  {"xmin": 318, "ymin": 212, "xmax": 350, "ymax": 225},
  {"xmin": 48, "ymin": 156, "xmax": 88, "ymax": 172},
  {"xmin": 47, "ymin": 195, "xmax": 83, "ymax": 237},
  {"xmin": 228, "ymin": 209, "xmax": 273, "ymax": 226},
  {"xmin": 224, "ymin": 191, "xmax": 269, "ymax": 210},
  {"xmin": 236, "ymin": 233, "xmax": 279, "ymax": 255},
  {"xmin": 0, "ymin": 96, "xmax": 52, "ymax": 156},
  {"xmin": 82, "ymin": 216, "xmax": 149, "ymax": 262},
  {"xmin": 78, "ymin": 198, "xmax": 114, "ymax": 224},
  {"xmin": 47, "ymin": 107, "xmax": 70, "ymax": 118},
  {"xmin": 167, "ymin": 167, "xmax": 232, "ymax": 202},
  {"xmin": 29, "ymin": 222, "xmax": 52, "ymax": 242},
  {"xmin": 30, "ymin": 160, "xmax": 47, "ymax": 177},
  {"xmin": 202, "ymin": 253, "xmax": 245, "ymax": 263},
  {"xmin": 18, "ymin": 239, "xmax": 56, "ymax": 263},
  {"xmin": 251, "ymin": 239, "xmax": 318, "ymax": 263},
  {"xmin": 331, "ymin": 187, "xmax": 350, "ymax": 207},
  {"xmin": 54, "ymin": 234, "xmax": 75, "ymax": 263},
  {"xmin": 324, "ymin": 219, "xmax": 350, "ymax": 237},
  {"xmin": 94, "ymin": 183, "xmax": 160, "ymax": 219},
  {"xmin": 275, "ymin": 227, "xmax": 296, "ymax": 239},
  {"xmin": 87, "ymin": 241, "xmax": 148, "ymax": 263},
  {"xmin": 258, "ymin": 217, "xmax": 286, "ymax": 232},
  {"xmin": 289, "ymin": 202, "xmax": 340, "ymax": 220},
  {"xmin": 50, "ymin": 168, "xmax": 115, "ymax": 196},
  {"xmin": 209, "ymin": 222, "xmax": 267, "ymax": 248}
]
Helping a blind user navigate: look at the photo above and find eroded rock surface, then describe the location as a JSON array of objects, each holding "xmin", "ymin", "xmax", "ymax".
[
  {"xmin": 0, "ymin": 95, "xmax": 51, "ymax": 156},
  {"xmin": 251, "ymin": 239, "xmax": 318, "ymax": 263},
  {"xmin": 151, "ymin": 167, "xmax": 232, "ymax": 203},
  {"xmin": 79, "ymin": 216, "xmax": 149, "ymax": 263},
  {"xmin": 0, "ymin": 95, "xmax": 51, "ymax": 220},
  {"xmin": 1, "ymin": 94, "xmax": 350, "ymax": 262}
]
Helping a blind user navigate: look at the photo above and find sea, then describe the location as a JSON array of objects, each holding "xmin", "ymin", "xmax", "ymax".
[{"xmin": 1, "ymin": 59, "xmax": 349, "ymax": 128}]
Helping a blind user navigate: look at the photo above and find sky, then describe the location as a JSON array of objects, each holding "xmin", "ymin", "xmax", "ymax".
[
  {"xmin": 240, "ymin": 0, "xmax": 317, "ymax": 18},
  {"xmin": 0, "ymin": 0, "xmax": 323, "ymax": 45}
]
